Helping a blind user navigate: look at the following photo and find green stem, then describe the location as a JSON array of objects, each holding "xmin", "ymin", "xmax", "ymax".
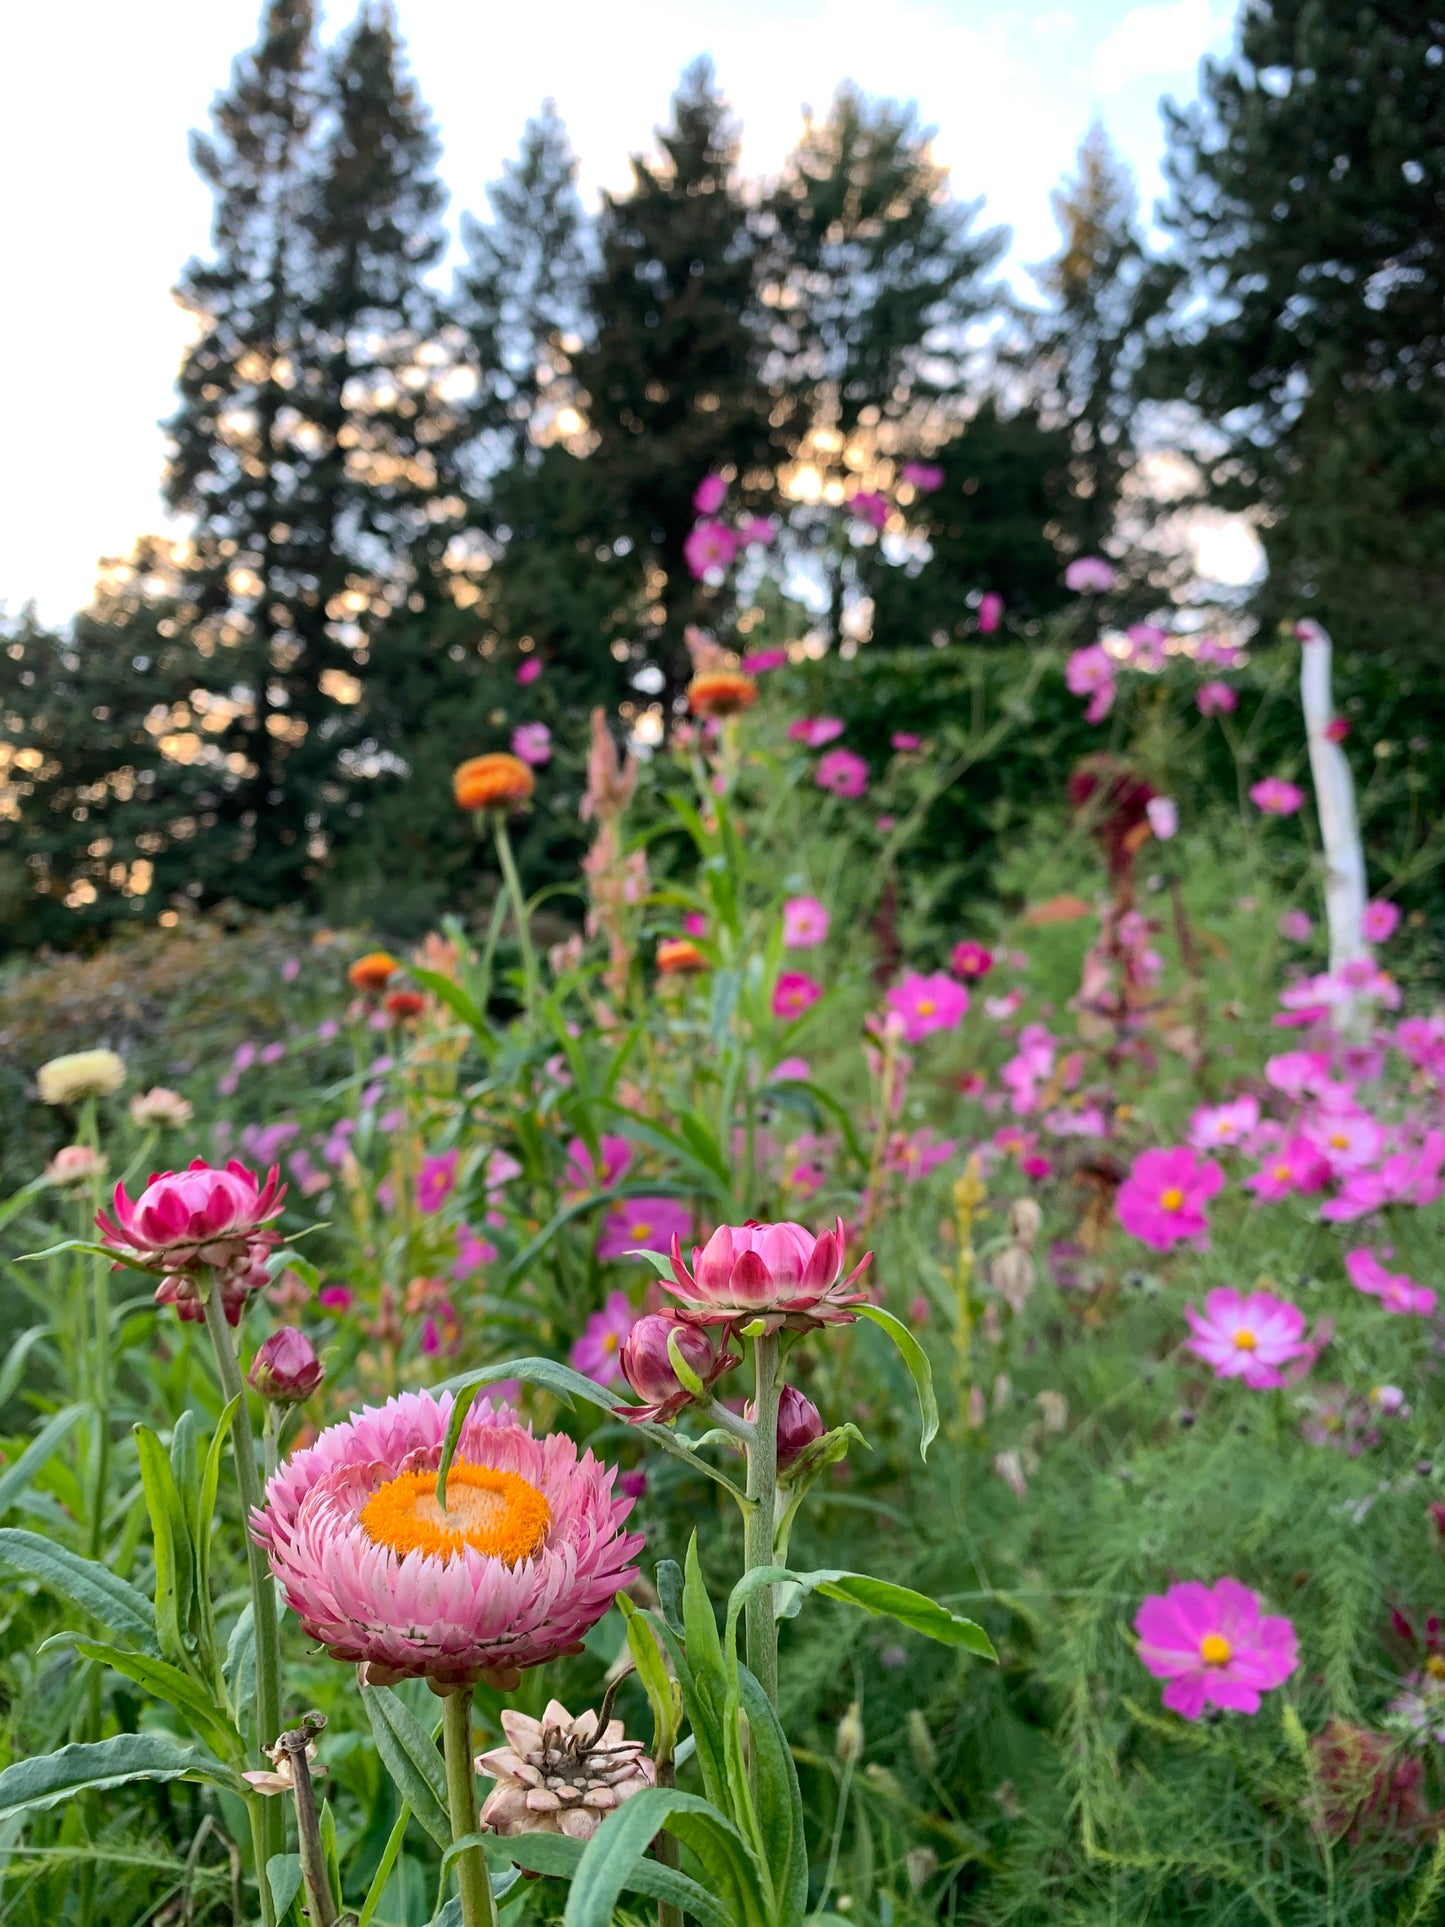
[
  {"xmin": 743, "ymin": 1331, "xmax": 782, "ymax": 1706},
  {"xmin": 490, "ymin": 814, "xmax": 539, "ymax": 1014},
  {"xmin": 79, "ymin": 1097, "xmax": 110, "ymax": 1563},
  {"xmin": 201, "ymin": 1282, "xmax": 283, "ymax": 1924},
  {"xmin": 442, "ymin": 1687, "xmax": 495, "ymax": 1927}
]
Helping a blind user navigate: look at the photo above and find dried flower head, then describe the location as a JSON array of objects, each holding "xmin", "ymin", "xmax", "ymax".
[
  {"xmin": 129, "ymin": 1087, "xmax": 194, "ymax": 1130},
  {"xmin": 477, "ymin": 1700, "xmax": 655, "ymax": 1843},
  {"xmin": 37, "ymin": 1050, "xmax": 126, "ymax": 1107}
]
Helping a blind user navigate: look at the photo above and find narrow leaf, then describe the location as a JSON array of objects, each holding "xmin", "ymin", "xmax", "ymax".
[
  {"xmin": 0, "ymin": 1405, "xmax": 84, "ymax": 1518},
  {"xmin": 362, "ymin": 1686, "xmax": 450, "ymax": 1850},
  {"xmin": 855, "ymin": 1303, "xmax": 939, "ymax": 1458},
  {"xmin": 0, "ymin": 1736, "xmax": 241, "ymax": 1820},
  {"xmin": 0, "ymin": 1529, "xmax": 157, "ymax": 1652}
]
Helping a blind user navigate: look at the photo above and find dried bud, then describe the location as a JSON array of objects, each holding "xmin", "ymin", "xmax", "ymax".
[
  {"xmin": 1008, "ymin": 1197, "xmax": 1042, "ymax": 1248},
  {"xmin": 248, "ymin": 1327, "xmax": 324, "ymax": 1405},
  {"xmin": 478, "ymin": 1700, "xmax": 654, "ymax": 1845},
  {"xmin": 128, "ymin": 1086, "xmax": 194, "ymax": 1130},
  {"xmin": 906, "ymin": 1709, "xmax": 936, "ymax": 1775},
  {"xmin": 835, "ymin": 1701, "xmax": 864, "ymax": 1766}
]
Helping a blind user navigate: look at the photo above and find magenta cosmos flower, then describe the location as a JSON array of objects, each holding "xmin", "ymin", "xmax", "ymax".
[
  {"xmin": 97, "ymin": 1158, "xmax": 285, "ymax": 1325},
  {"xmin": 782, "ymin": 896, "xmax": 830, "ymax": 948},
  {"xmin": 1244, "ymin": 1135, "xmax": 1330, "ymax": 1202},
  {"xmin": 977, "ymin": 592, "xmax": 1003, "ymax": 633},
  {"xmin": 815, "ymin": 749, "xmax": 869, "ymax": 798},
  {"xmin": 849, "ymin": 490, "xmax": 889, "ymax": 530},
  {"xmin": 1183, "ymin": 1287, "xmax": 1310, "ymax": 1388},
  {"xmin": 1135, "ymin": 1578, "xmax": 1298, "ymax": 1720},
  {"xmin": 773, "ymin": 971, "xmax": 823, "ymax": 1020},
  {"xmin": 511, "ymin": 722, "xmax": 552, "ymax": 767},
  {"xmin": 1115, "ymin": 1145, "xmax": 1224, "ymax": 1251},
  {"xmin": 252, "ymin": 1389, "xmax": 641, "ymax": 1688},
  {"xmin": 596, "ymin": 1196, "xmax": 692, "ymax": 1263},
  {"xmin": 516, "ymin": 656, "xmax": 542, "ymax": 686},
  {"xmin": 569, "ymin": 1290, "xmax": 640, "ymax": 1388},
  {"xmin": 787, "ymin": 716, "xmax": 844, "ymax": 748},
  {"xmin": 886, "ymin": 970, "xmax": 969, "ymax": 1043},
  {"xmin": 1362, "ymin": 899, "xmax": 1400, "ymax": 943},
  {"xmin": 1065, "ymin": 645, "xmax": 1116, "ymax": 724},
  {"xmin": 692, "ymin": 473, "xmax": 727, "ymax": 515},
  {"xmin": 1250, "ymin": 776, "xmax": 1305, "ymax": 816},
  {"xmin": 950, "ymin": 939, "xmax": 994, "ymax": 980},
  {"xmin": 1197, "ymin": 680, "xmax": 1238, "ymax": 717},
  {"xmin": 683, "ymin": 519, "xmax": 738, "ymax": 578},
  {"xmin": 900, "ymin": 461, "xmax": 944, "ymax": 492},
  {"xmin": 1345, "ymin": 1248, "xmax": 1437, "ymax": 1317},
  {"xmin": 564, "ymin": 1134, "xmax": 633, "ymax": 1195},
  {"xmin": 663, "ymin": 1218, "xmax": 872, "ymax": 1334},
  {"xmin": 1065, "ymin": 555, "xmax": 1115, "ymax": 593}
]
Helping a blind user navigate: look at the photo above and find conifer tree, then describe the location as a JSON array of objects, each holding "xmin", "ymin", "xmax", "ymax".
[{"xmin": 1145, "ymin": 2, "xmax": 1445, "ymax": 658}]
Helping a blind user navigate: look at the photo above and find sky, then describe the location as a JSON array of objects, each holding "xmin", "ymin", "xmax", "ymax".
[{"xmin": 0, "ymin": 0, "xmax": 1240, "ymax": 624}]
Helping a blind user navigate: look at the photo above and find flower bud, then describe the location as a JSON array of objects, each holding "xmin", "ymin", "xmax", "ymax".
[
  {"xmin": 906, "ymin": 1709, "xmax": 936, "ymax": 1775},
  {"xmin": 44, "ymin": 1144, "xmax": 107, "ymax": 1187},
  {"xmin": 619, "ymin": 1314, "xmax": 730, "ymax": 1423},
  {"xmin": 835, "ymin": 1701, "xmax": 864, "ymax": 1766},
  {"xmin": 775, "ymin": 1384, "xmax": 825, "ymax": 1471},
  {"xmin": 248, "ymin": 1328, "xmax": 324, "ymax": 1405}
]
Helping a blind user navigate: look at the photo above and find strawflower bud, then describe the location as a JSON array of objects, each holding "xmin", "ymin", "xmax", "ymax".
[
  {"xmin": 248, "ymin": 1327, "xmax": 324, "ymax": 1405},
  {"xmin": 774, "ymin": 1384, "xmax": 824, "ymax": 1471},
  {"xmin": 619, "ymin": 1313, "xmax": 733, "ymax": 1423}
]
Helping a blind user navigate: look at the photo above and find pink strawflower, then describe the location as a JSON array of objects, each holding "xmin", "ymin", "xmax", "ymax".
[
  {"xmin": 1183, "ymin": 1287, "xmax": 1310, "ymax": 1388},
  {"xmin": 1065, "ymin": 645, "xmax": 1116, "ymax": 724},
  {"xmin": 1245, "ymin": 1136, "xmax": 1330, "ymax": 1202},
  {"xmin": 1251, "ymin": 776, "xmax": 1305, "ymax": 816},
  {"xmin": 1135, "ymin": 1578, "xmax": 1298, "ymax": 1720},
  {"xmin": 564, "ymin": 1135, "xmax": 633, "ymax": 1195},
  {"xmin": 683, "ymin": 520, "xmax": 738, "ymax": 578},
  {"xmin": 886, "ymin": 971, "xmax": 969, "ymax": 1043},
  {"xmin": 663, "ymin": 1217, "xmax": 872, "ymax": 1334},
  {"xmin": 891, "ymin": 731, "xmax": 922, "ymax": 751},
  {"xmin": 252, "ymin": 1389, "xmax": 641, "ymax": 1688},
  {"xmin": 1197, "ymin": 680, "xmax": 1238, "ymax": 717},
  {"xmin": 900, "ymin": 461, "xmax": 944, "ymax": 492},
  {"xmin": 815, "ymin": 749, "xmax": 869, "ymax": 797},
  {"xmin": 773, "ymin": 971, "xmax": 823, "ymax": 1020},
  {"xmin": 516, "ymin": 657, "xmax": 542, "ymax": 686},
  {"xmin": 1115, "ymin": 1145, "xmax": 1224, "ymax": 1251},
  {"xmin": 788, "ymin": 717, "xmax": 845, "ymax": 748},
  {"xmin": 511, "ymin": 722, "xmax": 552, "ymax": 767},
  {"xmin": 570, "ymin": 1291, "xmax": 641, "ymax": 1388},
  {"xmin": 417, "ymin": 1150, "xmax": 460, "ymax": 1214},
  {"xmin": 1065, "ymin": 556, "xmax": 1115, "ymax": 593},
  {"xmin": 1188, "ymin": 1095, "xmax": 1260, "ymax": 1153},
  {"xmin": 318, "ymin": 1285, "xmax": 353, "ymax": 1313},
  {"xmin": 783, "ymin": 896, "xmax": 830, "ymax": 948},
  {"xmin": 977, "ymin": 592, "xmax": 1003, "ymax": 634},
  {"xmin": 692, "ymin": 473, "xmax": 727, "ymax": 515},
  {"xmin": 849, "ymin": 490, "xmax": 889, "ymax": 530},
  {"xmin": 1363, "ymin": 899, "xmax": 1400, "ymax": 944},
  {"xmin": 248, "ymin": 1327, "xmax": 325, "ymax": 1404},
  {"xmin": 1345, "ymin": 1248, "xmax": 1437, "ymax": 1317},
  {"xmin": 97, "ymin": 1158, "xmax": 286, "ymax": 1326},
  {"xmin": 950, "ymin": 940, "xmax": 994, "ymax": 981},
  {"xmin": 1278, "ymin": 909, "xmax": 1314, "ymax": 941},
  {"xmin": 597, "ymin": 1197, "xmax": 692, "ymax": 1263}
]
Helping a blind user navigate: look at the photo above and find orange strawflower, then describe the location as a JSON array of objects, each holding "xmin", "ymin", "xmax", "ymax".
[
  {"xmin": 453, "ymin": 753, "xmax": 536, "ymax": 813},
  {"xmin": 656, "ymin": 938, "xmax": 707, "ymax": 975},
  {"xmin": 687, "ymin": 669, "xmax": 758, "ymax": 719},
  {"xmin": 384, "ymin": 989, "xmax": 425, "ymax": 1022},
  {"xmin": 348, "ymin": 951, "xmax": 399, "ymax": 992}
]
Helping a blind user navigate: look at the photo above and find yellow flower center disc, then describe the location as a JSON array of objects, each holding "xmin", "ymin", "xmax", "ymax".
[
  {"xmin": 360, "ymin": 1462, "xmax": 551, "ymax": 1565},
  {"xmin": 1199, "ymin": 1634, "xmax": 1232, "ymax": 1666},
  {"xmin": 1160, "ymin": 1187, "xmax": 1185, "ymax": 1211},
  {"xmin": 1232, "ymin": 1329, "xmax": 1258, "ymax": 1352}
]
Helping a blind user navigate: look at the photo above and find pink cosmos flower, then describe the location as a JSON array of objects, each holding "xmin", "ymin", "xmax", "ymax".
[
  {"xmin": 417, "ymin": 1150, "xmax": 460, "ymax": 1214},
  {"xmin": 977, "ymin": 592, "xmax": 1003, "ymax": 634},
  {"xmin": 252, "ymin": 1389, "xmax": 641, "ymax": 1688},
  {"xmin": 1244, "ymin": 1136, "xmax": 1330, "ymax": 1202},
  {"xmin": 1188, "ymin": 1096, "xmax": 1260, "ymax": 1153},
  {"xmin": 1345, "ymin": 1248, "xmax": 1437, "ymax": 1317},
  {"xmin": 1251, "ymin": 776, "xmax": 1305, "ymax": 816},
  {"xmin": 886, "ymin": 971, "xmax": 969, "ymax": 1043},
  {"xmin": 1065, "ymin": 556, "xmax": 1115, "ymax": 593},
  {"xmin": 683, "ymin": 520, "xmax": 738, "ymax": 579},
  {"xmin": 1196, "ymin": 636, "xmax": 1243, "ymax": 667},
  {"xmin": 683, "ymin": 912, "xmax": 707, "ymax": 938},
  {"xmin": 1362, "ymin": 899, "xmax": 1400, "ymax": 944},
  {"xmin": 1146, "ymin": 796, "xmax": 1178, "ymax": 840},
  {"xmin": 773, "ymin": 971, "xmax": 823, "ymax": 1020},
  {"xmin": 1265, "ymin": 1049, "xmax": 1331, "ymax": 1101},
  {"xmin": 768, "ymin": 1056, "xmax": 811, "ymax": 1083},
  {"xmin": 1197, "ymin": 681, "xmax": 1238, "ymax": 717},
  {"xmin": 1183, "ymin": 1287, "xmax": 1310, "ymax": 1388},
  {"xmin": 849, "ymin": 490, "xmax": 889, "ymax": 530},
  {"xmin": 597, "ymin": 1197, "xmax": 692, "ymax": 1264},
  {"xmin": 950, "ymin": 940, "xmax": 994, "ymax": 981},
  {"xmin": 1116, "ymin": 1145, "xmax": 1224, "ymax": 1251},
  {"xmin": 788, "ymin": 717, "xmax": 845, "ymax": 748},
  {"xmin": 453, "ymin": 1225, "xmax": 499, "ymax": 1280},
  {"xmin": 1135, "ymin": 1578, "xmax": 1298, "ymax": 1720},
  {"xmin": 663, "ymin": 1217, "xmax": 872, "ymax": 1333},
  {"xmin": 900, "ymin": 461, "xmax": 944, "ymax": 491},
  {"xmin": 1278, "ymin": 909, "xmax": 1314, "ymax": 941},
  {"xmin": 1065, "ymin": 645, "xmax": 1116, "ymax": 724},
  {"xmin": 516, "ymin": 657, "xmax": 542, "ymax": 686},
  {"xmin": 1000, "ymin": 1023, "xmax": 1055, "ymax": 1114},
  {"xmin": 570, "ymin": 1290, "xmax": 641, "ymax": 1387},
  {"xmin": 1304, "ymin": 1105, "xmax": 1386, "ymax": 1176},
  {"xmin": 884, "ymin": 1129, "xmax": 957, "ymax": 1180},
  {"xmin": 740, "ymin": 517, "xmax": 775, "ymax": 548},
  {"xmin": 891, "ymin": 731, "xmax": 922, "ymax": 751},
  {"xmin": 815, "ymin": 749, "xmax": 869, "ymax": 798},
  {"xmin": 564, "ymin": 1135, "xmax": 633, "ymax": 1195},
  {"xmin": 742, "ymin": 647, "xmax": 787, "ymax": 671},
  {"xmin": 692, "ymin": 473, "xmax": 727, "ymax": 515},
  {"xmin": 511, "ymin": 722, "xmax": 552, "ymax": 767},
  {"xmin": 783, "ymin": 896, "xmax": 830, "ymax": 948},
  {"xmin": 1124, "ymin": 623, "xmax": 1168, "ymax": 672},
  {"xmin": 97, "ymin": 1159, "xmax": 286, "ymax": 1326}
]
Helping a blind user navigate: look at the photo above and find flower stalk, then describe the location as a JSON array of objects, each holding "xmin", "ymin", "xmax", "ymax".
[
  {"xmin": 442, "ymin": 1686, "xmax": 496, "ymax": 1927},
  {"xmin": 276, "ymin": 1714, "xmax": 339, "ymax": 1927},
  {"xmin": 742, "ymin": 1330, "xmax": 782, "ymax": 1704},
  {"xmin": 490, "ymin": 814, "xmax": 539, "ymax": 1014}
]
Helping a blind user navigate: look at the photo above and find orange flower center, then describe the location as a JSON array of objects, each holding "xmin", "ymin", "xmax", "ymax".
[
  {"xmin": 1272, "ymin": 1163, "xmax": 1291, "ymax": 1181},
  {"xmin": 359, "ymin": 1461, "xmax": 550, "ymax": 1565},
  {"xmin": 1199, "ymin": 1633, "xmax": 1232, "ymax": 1666},
  {"xmin": 629, "ymin": 1222, "xmax": 651, "ymax": 1242},
  {"xmin": 602, "ymin": 1332, "xmax": 620, "ymax": 1353},
  {"xmin": 1427, "ymin": 1655, "xmax": 1445, "ymax": 1681},
  {"xmin": 1232, "ymin": 1328, "xmax": 1257, "ymax": 1351},
  {"xmin": 916, "ymin": 998, "xmax": 936, "ymax": 1016},
  {"xmin": 1160, "ymin": 1186, "xmax": 1185, "ymax": 1211},
  {"xmin": 1329, "ymin": 1132, "xmax": 1349, "ymax": 1150}
]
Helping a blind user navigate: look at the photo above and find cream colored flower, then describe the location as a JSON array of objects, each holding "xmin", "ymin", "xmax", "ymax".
[
  {"xmin": 128, "ymin": 1086, "xmax": 194, "ymax": 1130},
  {"xmin": 36, "ymin": 1050, "xmax": 126, "ymax": 1106},
  {"xmin": 477, "ymin": 1700, "xmax": 654, "ymax": 1844}
]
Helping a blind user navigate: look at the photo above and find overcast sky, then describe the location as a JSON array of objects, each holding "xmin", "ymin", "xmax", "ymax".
[{"xmin": 1, "ymin": 0, "xmax": 1238, "ymax": 623}]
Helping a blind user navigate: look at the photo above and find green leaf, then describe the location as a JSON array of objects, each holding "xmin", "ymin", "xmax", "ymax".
[
  {"xmin": 434, "ymin": 1358, "xmax": 622, "ymax": 1503},
  {"xmin": 361, "ymin": 1686, "xmax": 450, "ymax": 1850},
  {"xmin": 357, "ymin": 1802, "xmax": 410, "ymax": 1927},
  {"xmin": 134, "ymin": 1422, "xmax": 197, "ymax": 1666},
  {"xmin": 0, "ymin": 1326, "xmax": 54, "ymax": 1410},
  {"xmin": 267, "ymin": 1853, "xmax": 303, "ymax": 1922},
  {"xmin": 193, "ymin": 1395, "xmax": 239, "ymax": 1668},
  {"xmin": 0, "ymin": 1735, "xmax": 242, "ymax": 1820},
  {"xmin": 0, "ymin": 1529, "xmax": 157, "ymax": 1652},
  {"xmin": 727, "ymin": 1565, "xmax": 995, "ymax": 1659},
  {"xmin": 562, "ymin": 1788, "xmax": 765, "ymax": 1927},
  {"xmin": 48, "ymin": 1638, "xmax": 245, "ymax": 1762},
  {"xmin": 655, "ymin": 1559, "xmax": 685, "ymax": 1638},
  {"xmin": 409, "ymin": 965, "xmax": 493, "ymax": 1040},
  {"xmin": 736, "ymin": 1666, "xmax": 808, "ymax": 1927},
  {"xmin": 854, "ymin": 1303, "xmax": 939, "ymax": 1459},
  {"xmin": 619, "ymin": 1596, "xmax": 679, "ymax": 1761},
  {"xmin": 624, "ymin": 1247, "xmax": 676, "ymax": 1281},
  {"xmin": 0, "ymin": 1405, "xmax": 84, "ymax": 1518},
  {"xmin": 507, "ymin": 1829, "xmax": 731, "ymax": 1927}
]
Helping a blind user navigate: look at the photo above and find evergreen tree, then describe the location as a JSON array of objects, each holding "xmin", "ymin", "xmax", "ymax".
[
  {"xmin": 571, "ymin": 59, "xmax": 771, "ymax": 684},
  {"xmin": 1145, "ymin": 2, "xmax": 1445, "ymax": 659}
]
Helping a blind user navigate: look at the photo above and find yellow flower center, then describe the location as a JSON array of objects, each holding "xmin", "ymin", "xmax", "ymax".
[
  {"xmin": 1272, "ymin": 1163, "xmax": 1291, "ymax": 1182},
  {"xmin": 1427, "ymin": 1655, "xmax": 1445, "ymax": 1682},
  {"xmin": 1160, "ymin": 1187, "xmax": 1185, "ymax": 1211},
  {"xmin": 629, "ymin": 1222, "xmax": 651, "ymax": 1242},
  {"xmin": 917, "ymin": 998, "xmax": 936, "ymax": 1015},
  {"xmin": 1232, "ymin": 1328, "xmax": 1257, "ymax": 1352},
  {"xmin": 1329, "ymin": 1132, "xmax": 1349, "ymax": 1150},
  {"xmin": 1199, "ymin": 1634, "xmax": 1232, "ymax": 1667},
  {"xmin": 359, "ymin": 1462, "xmax": 550, "ymax": 1565},
  {"xmin": 603, "ymin": 1332, "xmax": 620, "ymax": 1353}
]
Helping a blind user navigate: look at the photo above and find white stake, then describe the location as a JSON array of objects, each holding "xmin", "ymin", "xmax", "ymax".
[{"xmin": 1297, "ymin": 620, "xmax": 1367, "ymax": 1029}]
